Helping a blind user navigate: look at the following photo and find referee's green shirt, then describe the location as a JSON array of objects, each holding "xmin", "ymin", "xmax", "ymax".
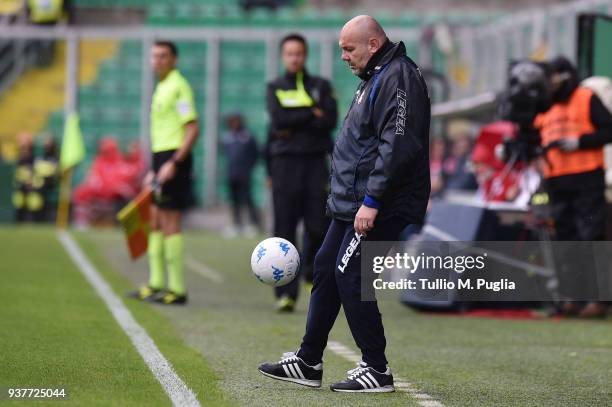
[{"xmin": 150, "ymin": 69, "xmax": 197, "ymax": 153}]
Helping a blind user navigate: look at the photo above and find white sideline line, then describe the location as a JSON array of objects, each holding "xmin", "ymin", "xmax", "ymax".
[
  {"xmin": 327, "ymin": 341, "xmax": 444, "ymax": 407},
  {"xmin": 185, "ymin": 256, "xmax": 224, "ymax": 283},
  {"xmin": 57, "ymin": 231, "xmax": 200, "ymax": 407}
]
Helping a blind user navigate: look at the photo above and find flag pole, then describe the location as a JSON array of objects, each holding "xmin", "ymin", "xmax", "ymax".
[
  {"xmin": 57, "ymin": 110, "xmax": 85, "ymax": 229},
  {"xmin": 56, "ymin": 168, "xmax": 73, "ymax": 229}
]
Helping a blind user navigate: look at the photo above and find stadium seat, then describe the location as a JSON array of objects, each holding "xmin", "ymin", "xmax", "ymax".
[
  {"xmin": 274, "ymin": 7, "xmax": 299, "ymax": 27},
  {"xmin": 174, "ymin": 3, "xmax": 198, "ymax": 26},
  {"xmin": 396, "ymin": 12, "xmax": 421, "ymax": 29},
  {"xmin": 245, "ymin": 8, "xmax": 275, "ymax": 27},
  {"xmin": 149, "ymin": 3, "xmax": 178, "ymax": 26},
  {"xmin": 40, "ymin": 3, "xmax": 496, "ymax": 205}
]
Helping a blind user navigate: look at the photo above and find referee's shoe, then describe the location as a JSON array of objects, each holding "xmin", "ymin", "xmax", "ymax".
[
  {"xmin": 258, "ymin": 351, "xmax": 322, "ymax": 388},
  {"xmin": 330, "ymin": 361, "xmax": 395, "ymax": 393}
]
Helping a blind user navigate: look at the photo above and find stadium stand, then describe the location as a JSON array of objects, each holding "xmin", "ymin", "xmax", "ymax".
[
  {"xmin": 27, "ymin": 0, "xmax": 492, "ymax": 206},
  {"xmin": 0, "ymin": 41, "xmax": 117, "ymax": 159}
]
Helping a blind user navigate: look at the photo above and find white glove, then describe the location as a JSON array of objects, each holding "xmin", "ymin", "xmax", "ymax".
[{"xmin": 557, "ymin": 137, "xmax": 580, "ymax": 152}]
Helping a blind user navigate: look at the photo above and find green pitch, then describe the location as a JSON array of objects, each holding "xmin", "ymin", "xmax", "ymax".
[
  {"xmin": 1, "ymin": 226, "xmax": 611, "ymax": 406},
  {"xmin": 0, "ymin": 227, "xmax": 230, "ymax": 407}
]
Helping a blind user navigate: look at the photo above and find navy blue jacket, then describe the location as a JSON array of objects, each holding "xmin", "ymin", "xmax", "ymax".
[
  {"xmin": 222, "ymin": 129, "xmax": 258, "ymax": 181},
  {"xmin": 327, "ymin": 41, "xmax": 431, "ymax": 224}
]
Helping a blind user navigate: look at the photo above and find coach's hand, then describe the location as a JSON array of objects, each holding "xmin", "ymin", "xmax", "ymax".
[
  {"xmin": 143, "ymin": 171, "xmax": 155, "ymax": 188},
  {"xmin": 354, "ymin": 205, "xmax": 378, "ymax": 237},
  {"xmin": 157, "ymin": 160, "xmax": 177, "ymax": 185}
]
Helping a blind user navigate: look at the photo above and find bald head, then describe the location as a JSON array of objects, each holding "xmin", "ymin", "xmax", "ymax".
[
  {"xmin": 339, "ymin": 15, "xmax": 388, "ymax": 76},
  {"xmin": 342, "ymin": 15, "xmax": 386, "ymax": 42}
]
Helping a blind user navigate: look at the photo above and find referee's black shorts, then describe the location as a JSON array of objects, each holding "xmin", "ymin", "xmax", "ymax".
[{"xmin": 152, "ymin": 150, "xmax": 193, "ymax": 210}]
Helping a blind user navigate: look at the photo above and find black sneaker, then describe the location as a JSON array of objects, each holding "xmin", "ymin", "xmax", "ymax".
[
  {"xmin": 151, "ymin": 291, "xmax": 187, "ymax": 305},
  {"xmin": 330, "ymin": 361, "xmax": 395, "ymax": 393},
  {"xmin": 258, "ymin": 351, "xmax": 322, "ymax": 388},
  {"xmin": 127, "ymin": 286, "xmax": 161, "ymax": 301}
]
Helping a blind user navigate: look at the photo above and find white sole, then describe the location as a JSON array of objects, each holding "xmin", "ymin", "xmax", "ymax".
[
  {"xmin": 258, "ymin": 369, "xmax": 322, "ymax": 388},
  {"xmin": 331, "ymin": 385, "xmax": 395, "ymax": 393}
]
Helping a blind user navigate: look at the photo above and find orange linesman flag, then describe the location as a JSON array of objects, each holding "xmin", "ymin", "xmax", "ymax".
[{"xmin": 117, "ymin": 187, "xmax": 153, "ymax": 259}]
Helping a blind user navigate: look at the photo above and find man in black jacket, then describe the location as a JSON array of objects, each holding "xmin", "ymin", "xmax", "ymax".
[
  {"xmin": 222, "ymin": 113, "xmax": 261, "ymax": 237},
  {"xmin": 266, "ymin": 33, "xmax": 338, "ymax": 312},
  {"xmin": 259, "ymin": 16, "xmax": 430, "ymax": 392},
  {"xmin": 535, "ymin": 57, "xmax": 612, "ymax": 318}
]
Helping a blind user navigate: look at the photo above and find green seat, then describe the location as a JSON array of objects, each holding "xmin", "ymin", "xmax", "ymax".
[
  {"xmin": 191, "ymin": 4, "xmax": 223, "ymax": 26},
  {"xmin": 80, "ymin": 106, "xmax": 100, "ymax": 122},
  {"xmin": 179, "ymin": 41, "xmax": 207, "ymax": 53},
  {"xmin": 397, "ymin": 12, "xmax": 420, "ymax": 28},
  {"xmin": 296, "ymin": 8, "xmax": 324, "ymax": 28},
  {"xmin": 245, "ymin": 8, "xmax": 275, "ymax": 27},
  {"xmin": 404, "ymin": 41, "xmax": 419, "ymax": 60},
  {"xmin": 319, "ymin": 7, "xmax": 345, "ymax": 28},
  {"xmin": 273, "ymin": 7, "xmax": 298, "ymax": 27},
  {"xmin": 220, "ymin": 4, "xmax": 246, "ymax": 26},
  {"xmin": 206, "ymin": 0, "xmax": 235, "ymax": 5},
  {"xmin": 118, "ymin": 41, "xmax": 143, "ymax": 57},
  {"xmin": 181, "ymin": 56, "xmax": 206, "ymax": 70},
  {"xmin": 99, "ymin": 69, "xmax": 140, "ymax": 83},
  {"xmin": 175, "ymin": 3, "xmax": 197, "ymax": 26},
  {"xmin": 148, "ymin": 3, "xmax": 172, "ymax": 25}
]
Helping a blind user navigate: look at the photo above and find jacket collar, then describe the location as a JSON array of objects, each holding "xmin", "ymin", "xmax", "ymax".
[
  {"xmin": 359, "ymin": 40, "xmax": 406, "ymax": 80},
  {"xmin": 284, "ymin": 69, "xmax": 309, "ymax": 82}
]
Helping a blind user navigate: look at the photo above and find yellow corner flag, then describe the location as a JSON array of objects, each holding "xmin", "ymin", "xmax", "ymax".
[
  {"xmin": 60, "ymin": 112, "xmax": 85, "ymax": 171},
  {"xmin": 56, "ymin": 111, "xmax": 85, "ymax": 228}
]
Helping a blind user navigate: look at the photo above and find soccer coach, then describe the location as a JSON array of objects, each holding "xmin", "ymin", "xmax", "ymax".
[{"xmin": 259, "ymin": 15, "xmax": 430, "ymax": 392}]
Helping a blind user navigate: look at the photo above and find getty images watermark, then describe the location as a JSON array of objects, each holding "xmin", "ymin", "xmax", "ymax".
[
  {"xmin": 370, "ymin": 251, "xmax": 516, "ymax": 292},
  {"xmin": 359, "ymin": 240, "xmax": 612, "ymax": 302}
]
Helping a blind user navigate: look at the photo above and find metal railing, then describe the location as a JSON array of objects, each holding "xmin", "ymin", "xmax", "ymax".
[
  {"xmin": 450, "ymin": 0, "xmax": 612, "ymax": 99},
  {"xmin": 0, "ymin": 3, "xmax": 35, "ymax": 95}
]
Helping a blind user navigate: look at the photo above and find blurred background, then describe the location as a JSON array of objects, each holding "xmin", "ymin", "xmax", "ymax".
[{"xmin": 0, "ymin": 0, "xmax": 611, "ymax": 230}]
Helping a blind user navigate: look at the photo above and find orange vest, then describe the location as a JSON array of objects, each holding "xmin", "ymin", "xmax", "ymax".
[{"xmin": 535, "ymin": 87, "xmax": 603, "ymax": 178}]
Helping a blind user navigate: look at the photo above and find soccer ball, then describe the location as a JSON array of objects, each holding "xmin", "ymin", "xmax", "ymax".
[{"xmin": 250, "ymin": 237, "xmax": 300, "ymax": 287}]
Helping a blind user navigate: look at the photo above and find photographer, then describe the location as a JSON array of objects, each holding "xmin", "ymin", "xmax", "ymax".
[{"xmin": 534, "ymin": 57, "xmax": 612, "ymax": 318}]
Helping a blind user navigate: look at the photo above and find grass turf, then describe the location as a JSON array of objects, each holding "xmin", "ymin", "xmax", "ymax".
[
  {"xmin": 2, "ymin": 226, "xmax": 611, "ymax": 406},
  {"xmin": 0, "ymin": 227, "xmax": 231, "ymax": 407},
  {"xmin": 80, "ymin": 228, "xmax": 612, "ymax": 407}
]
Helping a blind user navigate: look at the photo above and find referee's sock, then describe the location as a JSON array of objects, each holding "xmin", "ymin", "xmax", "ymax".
[
  {"xmin": 148, "ymin": 231, "xmax": 165, "ymax": 289},
  {"xmin": 165, "ymin": 233, "xmax": 186, "ymax": 295}
]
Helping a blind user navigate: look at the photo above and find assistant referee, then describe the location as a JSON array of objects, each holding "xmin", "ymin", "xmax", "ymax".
[{"xmin": 129, "ymin": 41, "xmax": 199, "ymax": 305}]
